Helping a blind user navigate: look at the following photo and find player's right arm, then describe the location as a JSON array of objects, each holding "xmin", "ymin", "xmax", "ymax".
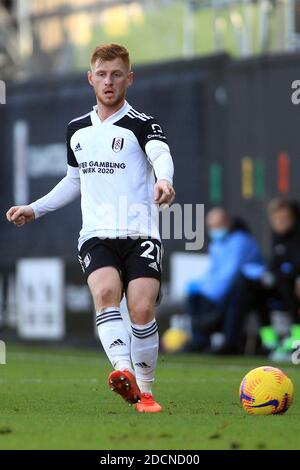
[
  {"xmin": 6, "ymin": 165, "xmax": 81, "ymax": 228},
  {"xmin": 6, "ymin": 122, "xmax": 81, "ymax": 228},
  {"xmin": 6, "ymin": 205, "xmax": 35, "ymax": 227}
]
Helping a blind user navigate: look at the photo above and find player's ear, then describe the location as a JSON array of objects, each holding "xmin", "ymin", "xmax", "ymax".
[
  {"xmin": 87, "ymin": 70, "xmax": 93, "ymax": 87},
  {"xmin": 127, "ymin": 71, "xmax": 134, "ymax": 87}
]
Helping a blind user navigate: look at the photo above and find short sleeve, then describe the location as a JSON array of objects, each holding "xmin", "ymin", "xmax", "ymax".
[{"xmin": 139, "ymin": 118, "xmax": 168, "ymax": 152}]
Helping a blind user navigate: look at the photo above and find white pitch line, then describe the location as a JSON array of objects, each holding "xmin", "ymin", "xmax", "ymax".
[
  {"xmin": 0, "ymin": 378, "xmax": 99, "ymax": 384},
  {"xmin": 8, "ymin": 352, "xmax": 105, "ymax": 365},
  {"xmin": 6, "ymin": 352, "xmax": 298, "ymax": 375},
  {"xmin": 0, "ymin": 377, "xmax": 238, "ymax": 384},
  {"xmin": 6, "ymin": 352, "xmax": 248, "ymax": 369}
]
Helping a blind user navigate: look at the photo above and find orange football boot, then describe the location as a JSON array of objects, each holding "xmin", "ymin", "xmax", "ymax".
[
  {"xmin": 134, "ymin": 393, "xmax": 163, "ymax": 413},
  {"xmin": 108, "ymin": 369, "xmax": 141, "ymax": 405}
]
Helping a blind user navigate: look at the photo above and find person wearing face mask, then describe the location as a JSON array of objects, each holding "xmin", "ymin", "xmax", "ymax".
[{"xmin": 184, "ymin": 207, "xmax": 264, "ymax": 353}]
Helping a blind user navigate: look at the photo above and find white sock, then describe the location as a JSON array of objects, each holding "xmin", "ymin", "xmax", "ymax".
[
  {"xmin": 96, "ymin": 307, "xmax": 133, "ymax": 372},
  {"xmin": 131, "ymin": 319, "xmax": 159, "ymax": 394}
]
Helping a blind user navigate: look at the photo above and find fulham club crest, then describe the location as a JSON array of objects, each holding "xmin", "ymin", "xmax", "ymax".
[{"xmin": 112, "ymin": 137, "xmax": 124, "ymax": 153}]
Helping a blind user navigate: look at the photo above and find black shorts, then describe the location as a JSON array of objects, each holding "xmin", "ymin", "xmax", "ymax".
[{"xmin": 78, "ymin": 237, "xmax": 162, "ymax": 291}]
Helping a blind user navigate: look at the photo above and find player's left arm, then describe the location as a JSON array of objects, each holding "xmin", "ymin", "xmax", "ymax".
[
  {"xmin": 142, "ymin": 119, "xmax": 175, "ymax": 206},
  {"xmin": 146, "ymin": 141, "xmax": 175, "ymax": 206}
]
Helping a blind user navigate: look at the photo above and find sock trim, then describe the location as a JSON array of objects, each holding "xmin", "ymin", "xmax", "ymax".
[
  {"xmin": 96, "ymin": 313, "xmax": 122, "ymax": 326},
  {"xmin": 96, "ymin": 317, "xmax": 123, "ymax": 326},
  {"xmin": 131, "ymin": 321, "xmax": 158, "ymax": 339},
  {"xmin": 96, "ymin": 310, "xmax": 120, "ymax": 319}
]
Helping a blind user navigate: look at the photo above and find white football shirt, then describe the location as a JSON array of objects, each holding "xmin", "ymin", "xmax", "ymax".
[{"xmin": 65, "ymin": 101, "xmax": 173, "ymax": 248}]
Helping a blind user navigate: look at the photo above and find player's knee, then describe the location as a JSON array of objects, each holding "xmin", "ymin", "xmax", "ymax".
[
  {"xmin": 92, "ymin": 285, "xmax": 120, "ymax": 308},
  {"xmin": 129, "ymin": 301, "xmax": 154, "ymax": 325}
]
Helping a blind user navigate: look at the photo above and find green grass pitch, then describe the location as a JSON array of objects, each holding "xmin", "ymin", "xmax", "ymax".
[{"xmin": 0, "ymin": 344, "xmax": 299, "ymax": 450}]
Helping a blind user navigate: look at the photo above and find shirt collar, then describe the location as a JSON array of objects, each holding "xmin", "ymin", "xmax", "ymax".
[{"xmin": 91, "ymin": 100, "xmax": 130, "ymax": 126}]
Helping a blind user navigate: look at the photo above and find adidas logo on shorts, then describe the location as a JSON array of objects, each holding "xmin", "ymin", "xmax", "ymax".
[{"xmin": 148, "ymin": 262, "xmax": 159, "ymax": 272}]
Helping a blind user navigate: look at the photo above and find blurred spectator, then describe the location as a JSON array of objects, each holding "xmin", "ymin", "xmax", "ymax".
[
  {"xmin": 184, "ymin": 207, "xmax": 263, "ymax": 353},
  {"xmin": 239, "ymin": 198, "xmax": 300, "ymax": 358}
]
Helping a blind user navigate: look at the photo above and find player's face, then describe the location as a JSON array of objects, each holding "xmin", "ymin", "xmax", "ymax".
[{"xmin": 88, "ymin": 58, "xmax": 133, "ymax": 108}]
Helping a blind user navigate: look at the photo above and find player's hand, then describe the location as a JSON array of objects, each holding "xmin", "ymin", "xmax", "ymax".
[
  {"xmin": 154, "ymin": 179, "xmax": 175, "ymax": 207},
  {"xmin": 6, "ymin": 205, "xmax": 35, "ymax": 227}
]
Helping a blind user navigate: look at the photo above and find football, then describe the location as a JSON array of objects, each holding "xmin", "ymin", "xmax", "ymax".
[{"xmin": 239, "ymin": 366, "xmax": 294, "ymax": 415}]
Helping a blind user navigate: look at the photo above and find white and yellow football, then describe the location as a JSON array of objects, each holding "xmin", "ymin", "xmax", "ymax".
[{"xmin": 239, "ymin": 366, "xmax": 294, "ymax": 415}]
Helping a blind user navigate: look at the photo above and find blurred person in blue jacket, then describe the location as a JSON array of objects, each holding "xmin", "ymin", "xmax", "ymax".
[{"xmin": 185, "ymin": 207, "xmax": 264, "ymax": 353}]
